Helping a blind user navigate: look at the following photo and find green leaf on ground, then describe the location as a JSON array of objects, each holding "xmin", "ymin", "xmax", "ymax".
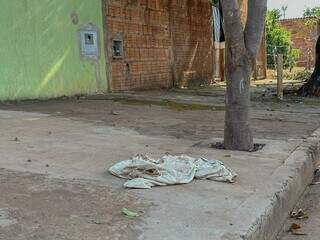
[{"xmin": 122, "ymin": 208, "xmax": 139, "ymax": 219}]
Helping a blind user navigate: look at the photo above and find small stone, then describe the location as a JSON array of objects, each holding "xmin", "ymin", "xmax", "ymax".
[{"xmin": 111, "ymin": 110, "xmax": 120, "ymax": 115}]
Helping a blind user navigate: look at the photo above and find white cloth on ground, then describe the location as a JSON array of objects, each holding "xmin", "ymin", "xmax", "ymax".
[{"xmin": 109, "ymin": 154, "xmax": 237, "ymax": 189}]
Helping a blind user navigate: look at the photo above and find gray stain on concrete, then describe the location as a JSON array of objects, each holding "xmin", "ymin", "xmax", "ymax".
[{"xmin": 0, "ymin": 209, "xmax": 17, "ymax": 227}]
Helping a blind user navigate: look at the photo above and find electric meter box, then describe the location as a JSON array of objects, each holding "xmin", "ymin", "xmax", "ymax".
[{"xmin": 79, "ymin": 27, "xmax": 99, "ymax": 59}]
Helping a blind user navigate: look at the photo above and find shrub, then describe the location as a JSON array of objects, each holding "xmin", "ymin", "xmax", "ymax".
[{"xmin": 266, "ymin": 9, "xmax": 300, "ymax": 70}]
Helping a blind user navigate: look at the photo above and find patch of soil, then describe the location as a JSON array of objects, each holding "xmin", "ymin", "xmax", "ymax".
[
  {"xmin": 1, "ymin": 94, "xmax": 320, "ymax": 142},
  {"xmin": 0, "ymin": 169, "xmax": 149, "ymax": 240}
]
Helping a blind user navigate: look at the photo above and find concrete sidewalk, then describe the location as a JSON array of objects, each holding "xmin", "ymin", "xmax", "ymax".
[{"xmin": 0, "ymin": 89, "xmax": 319, "ymax": 239}]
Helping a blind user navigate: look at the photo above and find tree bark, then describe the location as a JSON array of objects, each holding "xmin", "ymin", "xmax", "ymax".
[
  {"xmin": 221, "ymin": 0, "xmax": 267, "ymax": 151},
  {"xmin": 224, "ymin": 48, "xmax": 253, "ymax": 150},
  {"xmin": 298, "ymin": 35, "xmax": 320, "ymax": 96}
]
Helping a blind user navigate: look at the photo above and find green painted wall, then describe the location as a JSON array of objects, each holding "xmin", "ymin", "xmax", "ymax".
[{"xmin": 0, "ymin": 0, "xmax": 108, "ymax": 101}]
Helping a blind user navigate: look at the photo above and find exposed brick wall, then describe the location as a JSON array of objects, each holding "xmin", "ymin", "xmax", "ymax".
[
  {"xmin": 105, "ymin": 0, "xmax": 172, "ymax": 91},
  {"xmin": 168, "ymin": 0, "xmax": 213, "ymax": 87},
  {"xmin": 254, "ymin": 31, "xmax": 267, "ymax": 80},
  {"xmin": 237, "ymin": 0, "xmax": 267, "ymax": 80},
  {"xmin": 239, "ymin": 0, "xmax": 247, "ymax": 23},
  {"xmin": 105, "ymin": 0, "xmax": 214, "ymax": 91},
  {"xmin": 104, "ymin": 0, "xmax": 265, "ymax": 91},
  {"xmin": 280, "ymin": 18, "xmax": 318, "ymax": 68}
]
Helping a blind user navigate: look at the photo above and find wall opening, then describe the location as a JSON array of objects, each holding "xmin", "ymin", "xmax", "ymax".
[{"xmin": 112, "ymin": 39, "xmax": 124, "ymax": 59}]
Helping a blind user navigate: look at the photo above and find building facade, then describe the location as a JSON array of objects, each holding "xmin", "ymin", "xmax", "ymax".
[
  {"xmin": 0, "ymin": 0, "xmax": 266, "ymax": 101},
  {"xmin": 280, "ymin": 18, "xmax": 319, "ymax": 68},
  {"xmin": 0, "ymin": 0, "xmax": 108, "ymax": 101},
  {"xmin": 105, "ymin": 0, "xmax": 266, "ymax": 92},
  {"xmin": 105, "ymin": 0, "xmax": 214, "ymax": 91}
]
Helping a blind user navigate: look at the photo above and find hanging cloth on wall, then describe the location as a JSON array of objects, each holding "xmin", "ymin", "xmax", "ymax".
[{"xmin": 212, "ymin": 0, "xmax": 225, "ymax": 43}]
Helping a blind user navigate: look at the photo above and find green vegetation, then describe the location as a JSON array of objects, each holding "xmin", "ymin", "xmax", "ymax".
[
  {"xmin": 211, "ymin": 0, "xmax": 219, "ymax": 6},
  {"xmin": 303, "ymin": 7, "xmax": 320, "ymax": 26},
  {"xmin": 303, "ymin": 7, "xmax": 320, "ymax": 17},
  {"xmin": 266, "ymin": 9, "xmax": 300, "ymax": 70}
]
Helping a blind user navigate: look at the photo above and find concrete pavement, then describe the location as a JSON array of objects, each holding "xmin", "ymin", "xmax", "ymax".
[{"xmin": 0, "ymin": 89, "xmax": 319, "ymax": 239}]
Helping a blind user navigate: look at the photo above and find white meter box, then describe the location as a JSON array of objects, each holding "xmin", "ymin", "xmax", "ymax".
[{"xmin": 79, "ymin": 27, "xmax": 99, "ymax": 59}]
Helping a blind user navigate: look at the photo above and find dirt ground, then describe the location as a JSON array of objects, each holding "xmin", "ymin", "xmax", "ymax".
[
  {"xmin": 1, "ymin": 85, "xmax": 320, "ymax": 240},
  {"xmin": 0, "ymin": 169, "xmax": 148, "ymax": 240},
  {"xmin": 1, "ymin": 87, "xmax": 320, "ymax": 142}
]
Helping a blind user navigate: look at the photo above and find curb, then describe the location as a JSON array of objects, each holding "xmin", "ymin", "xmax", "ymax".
[{"xmin": 222, "ymin": 128, "xmax": 320, "ymax": 240}]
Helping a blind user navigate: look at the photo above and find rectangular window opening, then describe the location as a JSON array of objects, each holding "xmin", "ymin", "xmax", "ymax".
[
  {"xmin": 112, "ymin": 39, "xmax": 123, "ymax": 59},
  {"xmin": 85, "ymin": 33, "xmax": 94, "ymax": 45}
]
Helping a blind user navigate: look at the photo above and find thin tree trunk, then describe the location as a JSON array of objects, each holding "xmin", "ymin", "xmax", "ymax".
[
  {"xmin": 221, "ymin": 0, "xmax": 267, "ymax": 151},
  {"xmin": 298, "ymin": 35, "xmax": 320, "ymax": 96},
  {"xmin": 224, "ymin": 47, "xmax": 253, "ymax": 150}
]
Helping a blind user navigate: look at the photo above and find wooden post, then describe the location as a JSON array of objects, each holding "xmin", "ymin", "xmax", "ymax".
[
  {"xmin": 220, "ymin": 47, "xmax": 225, "ymax": 81},
  {"xmin": 277, "ymin": 54, "xmax": 283, "ymax": 100},
  {"xmin": 273, "ymin": 48, "xmax": 277, "ymax": 77},
  {"xmin": 307, "ymin": 49, "xmax": 312, "ymax": 70},
  {"xmin": 214, "ymin": 43, "xmax": 221, "ymax": 80}
]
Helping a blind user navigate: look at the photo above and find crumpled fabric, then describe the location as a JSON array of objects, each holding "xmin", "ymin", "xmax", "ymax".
[{"xmin": 109, "ymin": 154, "xmax": 237, "ymax": 189}]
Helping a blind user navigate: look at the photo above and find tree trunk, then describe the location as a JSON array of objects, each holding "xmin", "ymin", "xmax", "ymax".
[
  {"xmin": 220, "ymin": 0, "xmax": 267, "ymax": 151},
  {"xmin": 298, "ymin": 35, "xmax": 320, "ymax": 96},
  {"xmin": 224, "ymin": 47, "xmax": 254, "ymax": 150}
]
